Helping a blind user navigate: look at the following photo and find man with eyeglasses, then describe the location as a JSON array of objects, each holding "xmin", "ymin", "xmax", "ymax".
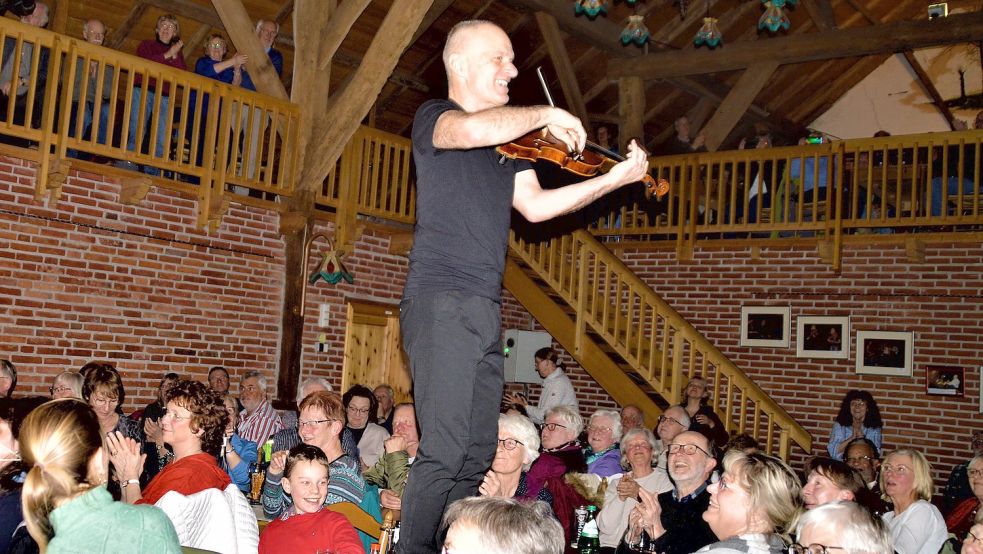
[
  {"xmin": 655, "ymin": 406, "xmax": 691, "ymax": 466},
  {"xmin": 621, "ymin": 430, "xmax": 718, "ymax": 554},
  {"xmin": 844, "ymin": 437, "xmax": 890, "ymax": 516},
  {"xmin": 238, "ymin": 370, "xmax": 283, "ymax": 445}
]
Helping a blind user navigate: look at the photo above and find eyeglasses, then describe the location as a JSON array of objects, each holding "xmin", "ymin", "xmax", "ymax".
[
  {"xmin": 299, "ymin": 419, "xmax": 337, "ymax": 428},
  {"xmin": 50, "ymin": 386, "xmax": 73, "ymax": 395},
  {"xmin": 881, "ymin": 463, "xmax": 910, "ymax": 475},
  {"xmin": 625, "ymin": 441, "xmax": 653, "ymax": 451},
  {"xmin": 346, "ymin": 406, "xmax": 370, "ymax": 415},
  {"xmin": 497, "ymin": 438, "xmax": 524, "ymax": 451},
  {"xmin": 850, "ymin": 400, "xmax": 867, "ymax": 408},
  {"xmin": 845, "ymin": 455, "xmax": 874, "ymax": 464},
  {"xmin": 542, "ymin": 422, "xmax": 567, "ymax": 432},
  {"xmin": 658, "ymin": 415, "xmax": 683, "ymax": 427},
  {"xmin": 162, "ymin": 410, "xmax": 193, "ymax": 421},
  {"xmin": 207, "ymin": 43, "xmax": 224, "ymax": 49},
  {"xmin": 90, "ymin": 395, "xmax": 119, "ymax": 407},
  {"xmin": 668, "ymin": 443, "xmax": 711, "ymax": 457},
  {"xmin": 969, "ymin": 469, "xmax": 983, "ymax": 478},
  {"xmin": 789, "ymin": 544, "xmax": 848, "ymax": 554},
  {"xmin": 587, "ymin": 425, "xmax": 612, "ymax": 434}
]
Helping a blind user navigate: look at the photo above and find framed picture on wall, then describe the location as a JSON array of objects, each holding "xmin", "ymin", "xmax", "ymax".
[
  {"xmin": 925, "ymin": 365, "xmax": 965, "ymax": 397},
  {"xmin": 855, "ymin": 330, "xmax": 913, "ymax": 376},
  {"xmin": 796, "ymin": 316, "xmax": 849, "ymax": 359},
  {"xmin": 740, "ymin": 306, "xmax": 791, "ymax": 348}
]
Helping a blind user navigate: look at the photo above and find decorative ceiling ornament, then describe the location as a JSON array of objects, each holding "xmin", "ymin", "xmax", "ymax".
[
  {"xmin": 694, "ymin": 17, "xmax": 723, "ymax": 48},
  {"xmin": 574, "ymin": 0, "xmax": 608, "ymax": 18},
  {"xmin": 620, "ymin": 14, "xmax": 651, "ymax": 46},
  {"xmin": 758, "ymin": 0, "xmax": 793, "ymax": 32}
]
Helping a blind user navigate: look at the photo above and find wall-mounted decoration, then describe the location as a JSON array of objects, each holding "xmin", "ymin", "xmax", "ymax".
[
  {"xmin": 740, "ymin": 306, "xmax": 791, "ymax": 347},
  {"xmin": 856, "ymin": 331, "xmax": 913, "ymax": 376},
  {"xmin": 796, "ymin": 316, "xmax": 849, "ymax": 359},
  {"xmin": 926, "ymin": 365, "xmax": 965, "ymax": 397}
]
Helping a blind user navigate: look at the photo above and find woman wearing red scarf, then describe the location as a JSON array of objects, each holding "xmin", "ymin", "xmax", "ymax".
[{"xmin": 947, "ymin": 455, "xmax": 983, "ymax": 539}]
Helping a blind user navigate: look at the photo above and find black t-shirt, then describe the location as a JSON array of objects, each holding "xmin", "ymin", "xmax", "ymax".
[{"xmin": 404, "ymin": 99, "xmax": 532, "ymax": 302}]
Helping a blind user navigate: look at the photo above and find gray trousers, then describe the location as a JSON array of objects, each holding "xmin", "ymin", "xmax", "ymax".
[{"xmin": 397, "ymin": 290, "xmax": 504, "ymax": 553}]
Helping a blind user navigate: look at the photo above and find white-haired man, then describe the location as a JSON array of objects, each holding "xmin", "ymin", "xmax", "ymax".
[
  {"xmin": 398, "ymin": 18, "xmax": 649, "ymax": 552},
  {"xmin": 237, "ymin": 370, "xmax": 283, "ymax": 445},
  {"xmin": 0, "ymin": 1, "xmax": 49, "ymax": 146},
  {"xmin": 67, "ymin": 19, "xmax": 114, "ymax": 158}
]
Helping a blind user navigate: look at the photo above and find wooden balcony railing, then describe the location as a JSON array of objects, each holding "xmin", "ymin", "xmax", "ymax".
[{"xmin": 0, "ymin": 17, "xmax": 300, "ymax": 227}]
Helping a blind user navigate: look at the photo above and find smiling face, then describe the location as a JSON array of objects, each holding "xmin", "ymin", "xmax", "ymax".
[
  {"xmin": 849, "ymin": 399, "xmax": 868, "ymax": 423},
  {"xmin": 83, "ymin": 20, "xmax": 105, "ymax": 46},
  {"xmin": 703, "ymin": 467, "xmax": 756, "ymax": 539},
  {"xmin": 668, "ymin": 431, "xmax": 714, "ymax": 486},
  {"xmin": 801, "ymin": 469, "xmax": 853, "ymax": 509},
  {"xmin": 156, "ymin": 19, "xmax": 177, "ymax": 44},
  {"xmin": 845, "ymin": 443, "xmax": 879, "ymax": 483},
  {"xmin": 492, "ymin": 428, "xmax": 527, "ymax": 475},
  {"xmin": 448, "ymin": 23, "xmax": 518, "ymax": 111},
  {"xmin": 623, "ymin": 434, "xmax": 654, "ymax": 470},
  {"xmin": 257, "ymin": 21, "xmax": 277, "ymax": 49},
  {"xmin": 969, "ymin": 458, "xmax": 983, "ymax": 502},
  {"xmin": 298, "ymin": 406, "xmax": 340, "ymax": 450},
  {"xmin": 882, "ymin": 453, "xmax": 916, "ymax": 502},
  {"xmin": 346, "ymin": 396, "xmax": 371, "ymax": 429},
  {"xmin": 587, "ymin": 414, "xmax": 616, "ymax": 453},
  {"xmin": 206, "ymin": 37, "xmax": 226, "ymax": 62},
  {"xmin": 282, "ymin": 459, "xmax": 329, "ymax": 515}
]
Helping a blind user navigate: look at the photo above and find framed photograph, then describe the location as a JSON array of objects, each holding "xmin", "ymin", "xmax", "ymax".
[
  {"xmin": 926, "ymin": 365, "xmax": 965, "ymax": 397},
  {"xmin": 740, "ymin": 306, "xmax": 791, "ymax": 348},
  {"xmin": 855, "ymin": 331, "xmax": 914, "ymax": 376},
  {"xmin": 797, "ymin": 316, "xmax": 850, "ymax": 359}
]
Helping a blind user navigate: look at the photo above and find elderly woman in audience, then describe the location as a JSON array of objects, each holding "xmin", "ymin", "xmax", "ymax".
[
  {"xmin": 109, "ymin": 379, "xmax": 231, "ymax": 505},
  {"xmin": 801, "ymin": 457, "xmax": 864, "ymax": 510},
  {"xmin": 523, "ymin": 405, "xmax": 586, "ymax": 500},
  {"xmin": 793, "ymin": 501, "xmax": 893, "ymax": 554},
  {"xmin": 441, "ymin": 496, "xmax": 564, "ymax": 554},
  {"xmin": 49, "ymin": 371, "xmax": 83, "ymax": 399},
  {"xmin": 0, "ymin": 360, "xmax": 16, "ymax": 397},
  {"xmin": 947, "ymin": 454, "xmax": 983, "ymax": 539},
  {"xmin": 696, "ymin": 450, "xmax": 802, "ymax": 554},
  {"xmin": 828, "ymin": 390, "xmax": 883, "ymax": 461},
  {"xmin": 597, "ymin": 428, "xmax": 672, "ymax": 551},
  {"xmin": 343, "ymin": 384, "xmax": 390, "ymax": 469},
  {"xmin": 82, "ymin": 361, "xmax": 143, "ymax": 496},
  {"xmin": 20, "ymin": 399, "xmax": 181, "ymax": 552},
  {"xmin": 963, "ymin": 522, "xmax": 983, "ymax": 554},
  {"xmin": 263, "ymin": 390, "xmax": 364, "ymax": 519},
  {"xmin": 481, "ymin": 412, "xmax": 552, "ymax": 504},
  {"xmin": 880, "ymin": 448, "xmax": 947, "ymax": 554},
  {"xmin": 0, "ymin": 396, "xmax": 46, "ymax": 553},
  {"xmin": 585, "ymin": 408, "xmax": 623, "ymax": 477},
  {"xmin": 683, "ymin": 376, "xmax": 728, "ymax": 448},
  {"xmin": 220, "ymin": 394, "xmax": 257, "ymax": 494}
]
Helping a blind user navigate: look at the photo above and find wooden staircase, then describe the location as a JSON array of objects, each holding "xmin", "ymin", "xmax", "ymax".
[{"xmin": 505, "ymin": 228, "xmax": 811, "ymax": 460}]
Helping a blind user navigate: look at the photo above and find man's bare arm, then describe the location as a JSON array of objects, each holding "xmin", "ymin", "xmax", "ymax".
[{"xmin": 433, "ymin": 105, "xmax": 585, "ymax": 153}]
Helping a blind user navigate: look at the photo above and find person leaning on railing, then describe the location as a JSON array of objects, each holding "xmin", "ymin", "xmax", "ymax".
[
  {"xmin": 928, "ymin": 111, "xmax": 983, "ymax": 218},
  {"xmin": 0, "ymin": 2, "xmax": 49, "ymax": 148},
  {"xmin": 66, "ymin": 18, "xmax": 114, "ymax": 160}
]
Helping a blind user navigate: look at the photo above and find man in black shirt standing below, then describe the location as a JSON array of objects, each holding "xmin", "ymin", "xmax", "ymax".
[{"xmin": 398, "ymin": 19, "xmax": 650, "ymax": 553}]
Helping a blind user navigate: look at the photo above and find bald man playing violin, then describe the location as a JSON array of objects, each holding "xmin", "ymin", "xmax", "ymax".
[{"xmin": 397, "ymin": 19, "xmax": 649, "ymax": 553}]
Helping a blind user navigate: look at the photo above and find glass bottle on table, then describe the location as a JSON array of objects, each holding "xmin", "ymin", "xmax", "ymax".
[{"xmin": 577, "ymin": 505, "xmax": 600, "ymax": 553}]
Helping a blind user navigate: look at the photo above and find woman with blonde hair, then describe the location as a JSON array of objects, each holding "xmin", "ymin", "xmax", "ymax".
[
  {"xmin": 697, "ymin": 450, "xmax": 803, "ymax": 554},
  {"xmin": 880, "ymin": 448, "xmax": 946, "ymax": 554},
  {"xmin": 19, "ymin": 399, "xmax": 180, "ymax": 552}
]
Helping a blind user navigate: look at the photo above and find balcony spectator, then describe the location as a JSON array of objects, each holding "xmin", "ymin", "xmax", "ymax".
[
  {"xmin": 928, "ymin": 111, "xmax": 983, "ymax": 217},
  {"xmin": 0, "ymin": 1, "xmax": 48, "ymax": 147},
  {"xmin": 66, "ymin": 19, "xmax": 114, "ymax": 160},
  {"xmin": 189, "ymin": 34, "xmax": 253, "ymax": 172},
  {"xmin": 665, "ymin": 116, "xmax": 706, "ymax": 155}
]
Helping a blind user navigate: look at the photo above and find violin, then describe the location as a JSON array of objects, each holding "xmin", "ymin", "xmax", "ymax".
[{"xmin": 495, "ymin": 67, "xmax": 670, "ymax": 201}]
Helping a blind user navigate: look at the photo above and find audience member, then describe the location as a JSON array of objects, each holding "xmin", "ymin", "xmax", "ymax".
[
  {"xmin": 655, "ymin": 405, "xmax": 691, "ymax": 464},
  {"xmin": 845, "ymin": 437, "xmax": 891, "ymax": 516},
  {"xmin": 480, "ymin": 412, "xmax": 551, "ymax": 504},
  {"xmin": 140, "ymin": 372, "xmax": 179, "ymax": 484},
  {"xmin": 664, "ymin": 116, "xmax": 706, "ymax": 155},
  {"xmin": 207, "ymin": 365, "xmax": 231, "ymax": 395},
  {"xmin": 945, "ymin": 431, "xmax": 983, "ymax": 515},
  {"xmin": 963, "ymin": 522, "xmax": 983, "ymax": 554},
  {"xmin": 49, "ymin": 370, "xmax": 83, "ymax": 399},
  {"xmin": 279, "ymin": 376, "xmax": 333, "ymax": 430},
  {"xmin": 237, "ymin": 370, "xmax": 283, "ymax": 445},
  {"xmin": 596, "ymin": 428, "xmax": 672, "ymax": 551},
  {"xmin": 523, "ymin": 405, "xmax": 586, "ymax": 501},
  {"xmin": 258, "ymin": 444, "xmax": 362, "ymax": 554},
  {"xmin": 0, "ymin": 2, "xmax": 49, "ymax": 147},
  {"xmin": 585, "ymin": 408, "xmax": 622, "ymax": 477},
  {"xmin": 736, "ymin": 128, "xmax": 775, "ymax": 225},
  {"xmin": 343, "ymin": 384, "xmax": 390, "ymax": 468},
  {"xmin": 801, "ymin": 457, "xmax": 863, "ymax": 510},
  {"xmin": 220, "ymin": 394, "xmax": 257, "ymax": 494},
  {"xmin": 0, "ymin": 359, "xmax": 16, "ymax": 398},
  {"xmin": 254, "ymin": 19, "xmax": 283, "ymax": 76},
  {"xmin": 441, "ymin": 496, "xmax": 564, "ymax": 554},
  {"xmin": 788, "ymin": 134, "xmax": 834, "ymax": 206},
  {"xmin": 725, "ymin": 433, "xmax": 760, "ymax": 455},
  {"xmin": 365, "ymin": 403, "xmax": 419, "ymax": 511},
  {"xmin": 928, "ymin": 111, "xmax": 983, "ymax": 217},
  {"xmin": 109, "ymin": 379, "xmax": 231, "ymax": 505},
  {"xmin": 66, "ymin": 18, "xmax": 114, "ymax": 159},
  {"xmin": 237, "ymin": 19, "xmax": 284, "ymax": 180},
  {"xmin": 620, "ymin": 404, "xmax": 643, "ymax": 434},
  {"xmin": 947, "ymin": 455, "xmax": 983, "ymax": 539},
  {"xmin": 190, "ymin": 33, "xmax": 253, "ymax": 170},
  {"xmin": 505, "ymin": 347, "xmax": 579, "ymax": 424},
  {"xmin": 880, "ymin": 448, "xmax": 947, "ymax": 554},
  {"xmin": 120, "ymin": 14, "xmax": 186, "ymax": 176},
  {"xmin": 20, "ymin": 399, "xmax": 181, "ymax": 552},
  {"xmin": 828, "ymin": 390, "xmax": 883, "ymax": 461},
  {"xmin": 682, "ymin": 376, "xmax": 727, "ymax": 448},
  {"xmin": 374, "ymin": 384, "xmax": 395, "ymax": 433},
  {"xmin": 81, "ymin": 361, "xmax": 143, "ymax": 497},
  {"xmin": 696, "ymin": 450, "xmax": 802, "ymax": 554},
  {"xmin": 596, "ymin": 124, "xmax": 619, "ymax": 155},
  {"xmin": 0, "ymin": 396, "xmax": 46, "ymax": 553},
  {"xmin": 262, "ymin": 390, "xmax": 364, "ymax": 519},
  {"xmin": 793, "ymin": 501, "xmax": 893, "ymax": 554}
]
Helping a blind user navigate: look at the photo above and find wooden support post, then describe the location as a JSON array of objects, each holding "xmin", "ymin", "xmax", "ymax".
[
  {"xmin": 701, "ymin": 62, "xmax": 779, "ymax": 152},
  {"xmin": 317, "ymin": 0, "xmax": 372, "ymax": 71},
  {"xmin": 902, "ymin": 51, "xmax": 958, "ymax": 131},
  {"xmin": 618, "ymin": 76, "xmax": 645, "ymax": 152},
  {"xmin": 211, "ymin": 0, "xmax": 288, "ymax": 99},
  {"xmin": 183, "ymin": 24, "xmax": 213, "ymax": 62},
  {"xmin": 50, "ymin": 0, "xmax": 69, "ymax": 34},
  {"xmin": 106, "ymin": 2, "xmax": 147, "ymax": 50}
]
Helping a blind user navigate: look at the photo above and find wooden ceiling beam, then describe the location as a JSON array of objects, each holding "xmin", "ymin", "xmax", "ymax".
[
  {"xmin": 535, "ymin": 12, "xmax": 589, "ymax": 126},
  {"xmin": 211, "ymin": 0, "xmax": 288, "ymax": 99},
  {"xmin": 655, "ymin": 0, "xmax": 722, "ymax": 45},
  {"xmin": 802, "ymin": 0, "xmax": 838, "ymax": 31},
  {"xmin": 106, "ymin": 2, "xmax": 147, "ymax": 50},
  {"xmin": 608, "ymin": 10, "xmax": 983, "ymax": 80},
  {"xmin": 317, "ymin": 0, "xmax": 372, "ymax": 71},
  {"xmin": 409, "ymin": 0, "xmax": 456, "ymax": 46},
  {"xmin": 145, "ymin": 0, "xmax": 221, "ymax": 27},
  {"xmin": 182, "ymin": 23, "xmax": 213, "ymax": 61},
  {"xmin": 842, "ymin": 0, "xmax": 879, "ymax": 24},
  {"xmin": 701, "ymin": 62, "xmax": 780, "ymax": 152},
  {"xmin": 902, "ymin": 51, "xmax": 958, "ymax": 130},
  {"xmin": 272, "ymin": 0, "xmax": 295, "ymax": 27},
  {"xmin": 291, "ymin": 0, "xmax": 334, "ymax": 171}
]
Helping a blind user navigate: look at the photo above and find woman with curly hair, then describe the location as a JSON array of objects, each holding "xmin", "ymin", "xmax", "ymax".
[
  {"xmin": 109, "ymin": 379, "xmax": 231, "ymax": 505},
  {"xmin": 827, "ymin": 390, "xmax": 883, "ymax": 461}
]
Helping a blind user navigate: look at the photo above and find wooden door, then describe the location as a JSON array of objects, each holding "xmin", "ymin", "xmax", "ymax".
[{"xmin": 341, "ymin": 299, "xmax": 412, "ymax": 403}]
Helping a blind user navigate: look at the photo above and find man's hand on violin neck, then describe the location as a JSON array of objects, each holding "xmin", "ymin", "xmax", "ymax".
[
  {"xmin": 608, "ymin": 140, "xmax": 650, "ymax": 187},
  {"xmin": 543, "ymin": 107, "xmax": 586, "ymax": 155}
]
